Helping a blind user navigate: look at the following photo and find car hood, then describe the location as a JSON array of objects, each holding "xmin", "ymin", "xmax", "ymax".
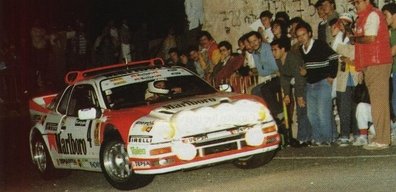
[{"xmin": 128, "ymin": 93, "xmax": 272, "ymax": 143}]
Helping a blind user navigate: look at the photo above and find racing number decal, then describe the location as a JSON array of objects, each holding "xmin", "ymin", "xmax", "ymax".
[{"xmin": 86, "ymin": 120, "xmax": 93, "ymax": 148}]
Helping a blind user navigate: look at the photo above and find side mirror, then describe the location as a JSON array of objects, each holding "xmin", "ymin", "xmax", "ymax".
[
  {"xmin": 219, "ymin": 84, "xmax": 232, "ymax": 92},
  {"xmin": 78, "ymin": 107, "xmax": 102, "ymax": 120}
]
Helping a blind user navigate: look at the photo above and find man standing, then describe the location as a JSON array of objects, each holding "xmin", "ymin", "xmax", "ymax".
[
  {"xmin": 246, "ymin": 31, "xmax": 282, "ymax": 121},
  {"xmin": 270, "ymin": 38, "xmax": 312, "ymax": 146},
  {"xmin": 353, "ymin": 0, "xmax": 392, "ymax": 150},
  {"xmin": 295, "ymin": 21, "xmax": 338, "ymax": 146}
]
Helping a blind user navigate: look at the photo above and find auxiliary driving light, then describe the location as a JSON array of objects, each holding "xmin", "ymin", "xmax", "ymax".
[
  {"xmin": 245, "ymin": 127, "xmax": 265, "ymax": 146},
  {"xmin": 171, "ymin": 142, "xmax": 197, "ymax": 161}
]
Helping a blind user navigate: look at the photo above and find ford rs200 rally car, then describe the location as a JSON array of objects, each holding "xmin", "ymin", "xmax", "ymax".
[{"xmin": 29, "ymin": 58, "xmax": 280, "ymax": 190}]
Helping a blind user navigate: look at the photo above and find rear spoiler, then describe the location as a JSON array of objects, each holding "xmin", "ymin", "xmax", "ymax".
[{"xmin": 65, "ymin": 58, "xmax": 164, "ymax": 85}]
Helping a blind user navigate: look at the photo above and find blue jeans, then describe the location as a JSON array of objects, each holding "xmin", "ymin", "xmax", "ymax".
[
  {"xmin": 336, "ymin": 86, "xmax": 358, "ymax": 138},
  {"xmin": 296, "ymin": 93, "xmax": 313, "ymax": 142},
  {"xmin": 392, "ymin": 73, "xmax": 396, "ymax": 118},
  {"xmin": 306, "ymin": 79, "xmax": 334, "ymax": 143}
]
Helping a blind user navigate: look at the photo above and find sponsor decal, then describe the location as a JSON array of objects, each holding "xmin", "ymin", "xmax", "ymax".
[
  {"xmin": 162, "ymin": 98, "xmax": 217, "ymax": 110},
  {"xmin": 55, "ymin": 133, "xmax": 87, "ymax": 155},
  {"xmin": 136, "ymin": 121, "xmax": 154, "ymax": 132},
  {"xmin": 135, "ymin": 121, "xmax": 154, "ymax": 126},
  {"xmin": 94, "ymin": 122, "xmax": 100, "ymax": 146},
  {"xmin": 142, "ymin": 125, "xmax": 153, "ymax": 132},
  {"xmin": 48, "ymin": 134, "xmax": 58, "ymax": 151},
  {"xmin": 129, "ymin": 135, "xmax": 152, "ymax": 143},
  {"xmin": 132, "ymin": 160, "xmax": 151, "ymax": 168},
  {"xmin": 89, "ymin": 161, "xmax": 100, "ymax": 168},
  {"xmin": 45, "ymin": 122, "xmax": 58, "ymax": 131},
  {"xmin": 75, "ymin": 119, "xmax": 87, "ymax": 127},
  {"xmin": 110, "ymin": 77, "xmax": 127, "ymax": 85},
  {"xmin": 130, "ymin": 147, "xmax": 146, "ymax": 155},
  {"xmin": 58, "ymin": 158, "xmax": 78, "ymax": 166}
]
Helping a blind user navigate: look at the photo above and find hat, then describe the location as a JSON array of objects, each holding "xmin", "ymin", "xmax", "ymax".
[{"xmin": 339, "ymin": 12, "xmax": 354, "ymax": 23}]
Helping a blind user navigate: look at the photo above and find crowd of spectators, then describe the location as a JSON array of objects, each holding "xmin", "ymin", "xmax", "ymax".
[{"xmin": 1, "ymin": 0, "xmax": 396, "ymax": 150}]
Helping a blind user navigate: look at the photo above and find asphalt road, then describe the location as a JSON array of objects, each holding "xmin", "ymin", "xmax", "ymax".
[{"xmin": 1, "ymin": 108, "xmax": 396, "ymax": 192}]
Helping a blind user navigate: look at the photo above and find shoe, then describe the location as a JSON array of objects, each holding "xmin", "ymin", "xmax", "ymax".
[
  {"xmin": 337, "ymin": 138, "xmax": 350, "ymax": 147},
  {"xmin": 289, "ymin": 138, "xmax": 308, "ymax": 148},
  {"xmin": 352, "ymin": 136, "xmax": 368, "ymax": 146},
  {"xmin": 311, "ymin": 141, "xmax": 331, "ymax": 147},
  {"xmin": 363, "ymin": 142, "xmax": 389, "ymax": 150}
]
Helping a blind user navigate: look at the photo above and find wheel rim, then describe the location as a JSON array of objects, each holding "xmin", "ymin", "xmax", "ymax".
[
  {"xmin": 103, "ymin": 142, "xmax": 132, "ymax": 181},
  {"xmin": 32, "ymin": 140, "xmax": 47, "ymax": 172}
]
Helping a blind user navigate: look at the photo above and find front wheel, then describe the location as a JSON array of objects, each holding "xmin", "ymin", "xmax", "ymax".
[
  {"xmin": 31, "ymin": 135, "xmax": 69, "ymax": 179},
  {"xmin": 233, "ymin": 150, "xmax": 277, "ymax": 169},
  {"xmin": 100, "ymin": 139, "xmax": 154, "ymax": 190}
]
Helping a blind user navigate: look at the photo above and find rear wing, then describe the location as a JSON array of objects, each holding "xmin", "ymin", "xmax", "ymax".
[{"xmin": 65, "ymin": 58, "xmax": 164, "ymax": 85}]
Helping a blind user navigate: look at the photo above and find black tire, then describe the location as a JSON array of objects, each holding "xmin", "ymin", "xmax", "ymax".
[
  {"xmin": 100, "ymin": 139, "xmax": 154, "ymax": 190},
  {"xmin": 233, "ymin": 150, "xmax": 277, "ymax": 169},
  {"xmin": 31, "ymin": 135, "xmax": 69, "ymax": 179}
]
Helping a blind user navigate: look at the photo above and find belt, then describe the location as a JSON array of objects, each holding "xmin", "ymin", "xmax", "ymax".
[{"xmin": 258, "ymin": 73, "xmax": 278, "ymax": 84}]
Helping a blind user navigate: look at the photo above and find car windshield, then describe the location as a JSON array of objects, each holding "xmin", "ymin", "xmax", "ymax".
[{"xmin": 100, "ymin": 67, "xmax": 217, "ymax": 109}]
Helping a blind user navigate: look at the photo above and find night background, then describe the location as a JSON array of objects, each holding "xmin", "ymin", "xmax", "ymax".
[{"xmin": 1, "ymin": 0, "xmax": 187, "ymax": 41}]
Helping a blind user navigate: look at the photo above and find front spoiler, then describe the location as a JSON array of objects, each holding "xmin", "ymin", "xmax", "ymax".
[{"xmin": 133, "ymin": 143, "xmax": 279, "ymax": 174}]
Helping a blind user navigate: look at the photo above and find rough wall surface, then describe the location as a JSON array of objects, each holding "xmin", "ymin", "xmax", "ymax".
[{"xmin": 201, "ymin": 0, "xmax": 385, "ymax": 49}]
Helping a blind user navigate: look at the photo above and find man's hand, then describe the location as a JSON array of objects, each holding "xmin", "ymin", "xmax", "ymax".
[
  {"xmin": 283, "ymin": 95, "xmax": 291, "ymax": 105},
  {"xmin": 297, "ymin": 97, "xmax": 305, "ymax": 108},
  {"xmin": 327, "ymin": 77, "xmax": 334, "ymax": 85},
  {"xmin": 299, "ymin": 66, "xmax": 307, "ymax": 76}
]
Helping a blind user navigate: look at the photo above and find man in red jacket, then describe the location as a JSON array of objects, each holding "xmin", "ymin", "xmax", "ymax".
[{"xmin": 353, "ymin": 0, "xmax": 393, "ymax": 150}]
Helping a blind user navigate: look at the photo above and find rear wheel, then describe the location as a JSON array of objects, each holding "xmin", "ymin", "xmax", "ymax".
[
  {"xmin": 233, "ymin": 150, "xmax": 277, "ymax": 169},
  {"xmin": 100, "ymin": 139, "xmax": 154, "ymax": 190}
]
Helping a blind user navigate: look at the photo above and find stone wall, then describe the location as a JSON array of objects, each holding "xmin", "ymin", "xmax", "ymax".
[{"xmin": 201, "ymin": 0, "xmax": 386, "ymax": 50}]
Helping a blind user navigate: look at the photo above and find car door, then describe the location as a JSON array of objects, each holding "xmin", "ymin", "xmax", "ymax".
[
  {"xmin": 54, "ymin": 84, "xmax": 102, "ymax": 170},
  {"xmin": 43, "ymin": 86, "xmax": 72, "ymax": 165}
]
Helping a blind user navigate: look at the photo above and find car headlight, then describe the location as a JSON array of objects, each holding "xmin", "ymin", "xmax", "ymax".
[
  {"xmin": 171, "ymin": 110, "xmax": 196, "ymax": 136},
  {"xmin": 151, "ymin": 120, "xmax": 175, "ymax": 141},
  {"xmin": 245, "ymin": 126, "xmax": 265, "ymax": 146},
  {"xmin": 171, "ymin": 141, "xmax": 197, "ymax": 161}
]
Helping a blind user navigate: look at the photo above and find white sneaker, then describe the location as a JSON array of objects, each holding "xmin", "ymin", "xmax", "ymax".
[
  {"xmin": 363, "ymin": 142, "xmax": 389, "ymax": 150},
  {"xmin": 352, "ymin": 136, "xmax": 368, "ymax": 146}
]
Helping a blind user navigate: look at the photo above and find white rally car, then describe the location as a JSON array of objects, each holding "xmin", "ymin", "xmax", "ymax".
[{"xmin": 29, "ymin": 58, "xmax": 280, "ymax": 190}]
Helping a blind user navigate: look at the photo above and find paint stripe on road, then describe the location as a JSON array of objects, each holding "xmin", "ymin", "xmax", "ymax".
[{"xmin": 274, "ymin": 154, "xmax": 396, "ymax": 160}]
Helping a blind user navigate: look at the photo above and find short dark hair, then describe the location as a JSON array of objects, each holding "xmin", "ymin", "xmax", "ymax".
[
  {"xmin": 238, "ymin": 34, "xmax": 247, "ymax": 43},
  {"xmin": 289, "ymin": 17, "xmax": 304, "ymax": 27},
  {"xmin": 218, "ymin": 41, "xmax": 232, "ymax": 51},
  {"xmin": 197, "ymin": 31, "xmax": 214, "ymax": 41},
  {"xmin": 328, "ymin": 18, "xmax": 339, "ymax": 27},
  {"xmin": 187, "ymin": 45, "xmax": 199, "ymax": 54},
  {"xmin": 245, "ymin": 31, "xmax": 263, "ymax": 40},
  {"xmin": 295, "ymin": 21, "xmax": 313, "ymax": 38},
  {"xmin": 271, "ymin": 19, "xmax": 289, "ymax": 37},
  {"xmin": 275, "ymin": 11, "xmax": 290, "ymax": 23},
  {"xmin": 168, "ymin": 47, "xmax": 179, "ymax": 55},
  {"xmin": 315, "ymin": 0, "xmax": 336, "ymax": 9},
  {"xmin": 382, "ymin": 3, "xmax": 396, "ymax": 15},
  {"xmin": 259, "ymin": 10, "xmax": 273, "ymax": 19},
  {"xmin": 270, "ymin": 38, "xmax": 291, "ymax": 52}
]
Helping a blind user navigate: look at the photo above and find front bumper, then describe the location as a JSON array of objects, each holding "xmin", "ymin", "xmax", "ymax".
[{"xmin": 130, "ymin": 131, "xmax": 280, "ymax": 174}]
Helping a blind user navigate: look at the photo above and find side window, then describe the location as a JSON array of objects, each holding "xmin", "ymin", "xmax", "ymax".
[
  {"xmin": 57, "ymin": 86, "xmax": 73, "ymax": 115},
  {"xmin": 67, "ymin": 84, "xmax": 99, "ymax": 117}
]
